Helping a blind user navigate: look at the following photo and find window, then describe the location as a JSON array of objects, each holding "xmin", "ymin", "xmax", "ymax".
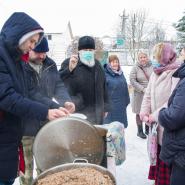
[{"xmin": 47, "ymin": 35, "xmax": 52, "ymax": 40}]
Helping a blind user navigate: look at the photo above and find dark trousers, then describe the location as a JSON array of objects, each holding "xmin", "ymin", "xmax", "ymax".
[{"xmin": 170, "ymin": 163, "xmax": 185, "ymax": 185}]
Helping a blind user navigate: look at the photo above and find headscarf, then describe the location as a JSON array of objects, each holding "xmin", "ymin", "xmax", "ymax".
[{"xmin": 154, "ymin": 43, "xmax": 181, "ymax": 75}]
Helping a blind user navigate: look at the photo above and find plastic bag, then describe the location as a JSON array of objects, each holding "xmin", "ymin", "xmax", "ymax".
[
  {"xmin": 104, "ymin": 121, "xmax": 126, "ymax": 165},
  {"xmin": 147, "ymin": 122, "xmax": 158, "ymax": 166}
]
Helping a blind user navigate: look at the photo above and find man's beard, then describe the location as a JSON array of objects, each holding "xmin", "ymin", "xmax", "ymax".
[{"xmin": 30, "ymin": 58, "xmax": 43, "ymax": 65}]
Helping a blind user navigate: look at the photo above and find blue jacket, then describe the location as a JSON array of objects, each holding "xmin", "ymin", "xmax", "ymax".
[
  {"xmin": 23, "ymin": 56, "xmax": 71, "ymax": 136},
  {"xmin": 159, "ymin": 63, "xmax": 185, "ymax": 168},
  {"xmin": 103, "ymin": 64, "xmax": 130, "ymax": 128},
  {"xmin": 0, "ymin": 12, "xmax": 48, "ymax": 180}
]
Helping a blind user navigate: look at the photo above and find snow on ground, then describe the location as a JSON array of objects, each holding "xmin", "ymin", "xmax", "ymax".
[
  {"xmin": 14, "ymin": 66, "xmax": 154, "ymax": 185},
  {"xmin": 116, "ymin": 105, "xmax": 154, "ymax": 185}
]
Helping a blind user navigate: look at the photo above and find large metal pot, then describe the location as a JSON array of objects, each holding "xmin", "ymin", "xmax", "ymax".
[
  {"xmin": 33, "ymin": 116, "xmax": 105, "ymax": 172},
  {"xmin": 32, "ymin": 162, "xmax": 116, "ymax": 185},
  {"xmin": 32, "ymin": 116, "xmax": 116, "ymax": 184}
]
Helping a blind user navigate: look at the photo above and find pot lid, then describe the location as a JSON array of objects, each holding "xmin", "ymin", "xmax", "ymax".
[{"xmin": 33, "ymin": 116, "xmax": 105, "ymax": 171}]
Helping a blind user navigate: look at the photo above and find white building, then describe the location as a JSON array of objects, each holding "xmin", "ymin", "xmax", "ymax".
[
  {"xmin": 45, "ymin": 22, "xmax": 74, "ymax": 67},
  {"xmin": 45, "ymin": 33, "xmax": 66, "ymax": 67}
]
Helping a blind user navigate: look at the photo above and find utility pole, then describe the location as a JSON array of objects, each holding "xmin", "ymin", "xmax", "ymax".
[
  {"xmin": 132, "ymin": 13, "xmax": 136, "ymax": 63},
  {"xmin": 132, "ymin": 13, "xmax": 136, "ymax": 49},
  {"xmin": 117, "ymin": 10, "xmax": 128, "ymax": 49},
  {"xmin": 119, "ymin": 9, "xmax": 128, "ymax": 37},
  {"xmin": 117, "ymin": 10, "xmax": 129, "ymax": 64}
]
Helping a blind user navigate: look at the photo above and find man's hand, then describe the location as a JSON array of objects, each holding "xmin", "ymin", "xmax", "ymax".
[
  {"xmin": 69, "ymin": 55, "xmax": 78, "ymax": 72},
  {"xmin": 47, "ymin": 109, "xmax": 69, "ymax": 121},
  {"xmin": 64, "ymin": 102, "xmax": 75, "ymax": 113}
]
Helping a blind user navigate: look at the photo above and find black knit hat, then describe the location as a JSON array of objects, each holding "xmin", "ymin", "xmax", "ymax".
[
  {"xmin": 78, "ymin": 36, "xmax": 95, "ymax": 51},
  {"xmin": 33, "ymin": 37, "xmax": 49, "ymax": 53}
]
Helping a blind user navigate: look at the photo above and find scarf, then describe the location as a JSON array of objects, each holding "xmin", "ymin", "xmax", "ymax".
[
  {"xmin": 21, "ymin": 53, "xmax": 29, "ymax": 63},
  {"xmin": 108, "ymin": 63, "xmax": 123, "ymax": 75}
]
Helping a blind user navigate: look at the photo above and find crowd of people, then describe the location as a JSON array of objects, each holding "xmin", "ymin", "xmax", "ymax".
[{"xmin": 0, "ymin": 12, "xmax": 185, "ymax": 185}]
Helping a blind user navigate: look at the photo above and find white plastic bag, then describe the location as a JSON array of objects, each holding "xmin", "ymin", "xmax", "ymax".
[{"xmin": 147, "ymin": 122, "xmax": 158, "ymax": 166}]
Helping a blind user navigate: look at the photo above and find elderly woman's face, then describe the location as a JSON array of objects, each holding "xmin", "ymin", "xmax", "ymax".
[
  {"xmin": 110, "ymin": 59, "xmax": 119, "ymax": 71},
  {"xmin": 138, "ymin": 53, "xmax": 149, "ymax": 66},
  {"xmin": 19, "ymin": 33, "xmax": 40, "ymax": 54}
]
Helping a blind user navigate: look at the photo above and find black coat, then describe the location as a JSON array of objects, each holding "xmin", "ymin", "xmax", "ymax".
[
  {"xmin": 23, "ymin": 56, "xmax": 71, "ymax": 136},
  {"xmin": 159, "ymin": 63, "xmax": 185, "ymax": 169},
  {"xmin": 59, "ymin": 58, "xmax": 110, "ymax": 124},
  {"xmin": 0, "ymin": 13, "xmax": 48, "ymax": 180}
]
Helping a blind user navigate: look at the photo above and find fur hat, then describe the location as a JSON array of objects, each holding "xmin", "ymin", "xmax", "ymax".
[
  {"xmin": 78, "ymin": 36, "xmax": 95, "ymax": 51},
  {"xmin": 33, "ymin": 37, "xmax": 49, "ymax": 53}
]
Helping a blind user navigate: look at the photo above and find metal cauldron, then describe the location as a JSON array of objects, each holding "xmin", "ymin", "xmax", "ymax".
[
  {"xmin": 32, "ymin": 160, "xmax": 116, "ymax": 185},
  {"xmin": 32, "ymin": 115, "xmax": 116, "ymax": 184},
  {"xmin": 33, "ymin": 116, "xmax": 105, "ymax": 171}
]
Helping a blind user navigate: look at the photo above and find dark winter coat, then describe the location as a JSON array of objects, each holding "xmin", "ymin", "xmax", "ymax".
[
  {"xmin": 103, "ymin": 64, "xmax": 130, "ymax": 128},
  {"xmin": 59, "ymin": 58, "xmax": 110, "ymax": 124},
  {"xmin": 23, "ymin": 56, "xmax": 71, "ymax": 136},
  {"xmin": 159, "ymin": 63, "xmax": 185, "ymax": 169},
  {"xmin": 0, "ymin": 13, "xmax": 48, "ymax": 181}
]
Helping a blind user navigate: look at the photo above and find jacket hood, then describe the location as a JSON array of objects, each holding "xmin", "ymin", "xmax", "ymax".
[{"xmin": 0, "ymin": 12, "xmax": 43, "ymax": 48}]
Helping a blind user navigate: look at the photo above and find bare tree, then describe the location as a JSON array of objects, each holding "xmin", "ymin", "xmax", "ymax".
[
  {"xmin": 125, "ymin": 9, "xmax": 147, "ymax": 63},
  {"xmin": 117, "ymin": 9, "xmax": 167, "ymax": 63},
  {"xmin": 145, "ymin": 22, "xmax": 166, "ymax": 57},
  {"xmin": 66, "ymin": 36, "xmax": 79, "ymax": 57}
]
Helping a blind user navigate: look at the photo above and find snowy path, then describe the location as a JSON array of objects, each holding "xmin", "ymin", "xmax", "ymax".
[{"xmin": 116, "ymin": 105, "xmax": 154, "ymax": 185}]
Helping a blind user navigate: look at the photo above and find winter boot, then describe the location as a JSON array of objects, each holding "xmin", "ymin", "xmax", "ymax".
[
  {"xmin": 137, "ymin": 124, "xmax": 147, "ymax": 139},
  {"xmin": 145, "ymin": 124, "xmax": 149, "ymax": 135}
]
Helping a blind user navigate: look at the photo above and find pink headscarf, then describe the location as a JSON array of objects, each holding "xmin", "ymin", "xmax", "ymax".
[{"xmin": 154, "ymin": 43, "xmax": 181, "ymax": 75}]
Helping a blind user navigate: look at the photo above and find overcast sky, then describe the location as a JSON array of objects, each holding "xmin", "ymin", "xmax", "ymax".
[{"xmin": 0, "ymin": 0, "xmax": 184, "ymax": 38}]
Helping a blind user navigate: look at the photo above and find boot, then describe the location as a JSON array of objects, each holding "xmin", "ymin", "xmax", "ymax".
[
  {"xmin": 145, "ymin": 124, "xmax": 149, "ymax": 135},
  {"xmin": 136, "ymin": 114, "xmax": 147, "ymax": 139},
  {"xmin": 137, "ymin": 124, "xmax": 147, "ymax": 139}
]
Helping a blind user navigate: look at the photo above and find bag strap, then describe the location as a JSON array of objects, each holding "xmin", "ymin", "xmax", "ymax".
[{"xmin": 138, "ymin": 66, "xmax": 149, "ymax": 81}]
